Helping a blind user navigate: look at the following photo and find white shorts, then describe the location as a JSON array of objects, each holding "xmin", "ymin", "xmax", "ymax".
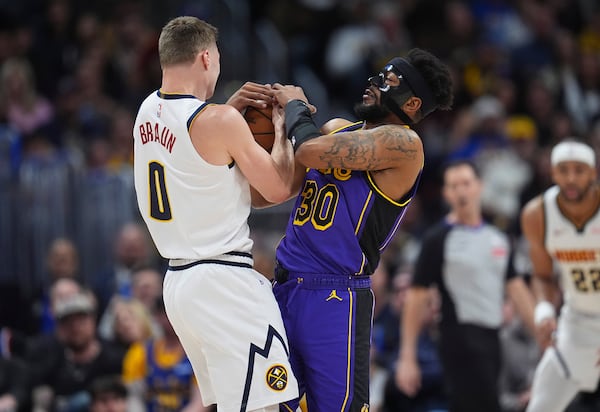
[
  {"xmin": 554, "ymin": 306, "xmax": 600, "ymax": 390},
  {"xmin": 526, "ymin": 306, "xmax": 600, "ymax": 412},
  {"xmin": 163, "ymin": 255, "xmax": 299, "ymax": 411}
]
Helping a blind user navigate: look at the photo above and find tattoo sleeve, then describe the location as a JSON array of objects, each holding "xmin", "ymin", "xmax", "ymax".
[{"xmin": 309, "ymin": 125, "xmax": 419, "ymax": 170}]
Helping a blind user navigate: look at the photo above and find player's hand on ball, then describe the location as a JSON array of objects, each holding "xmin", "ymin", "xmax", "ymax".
[
  {"xmin": 272, "ymin": 105, "xmax": 285, "ymax": 138},
  {"xmin": 272, "ymin": 83, "xmax": 317, "ymax": 114},
  {"xmin": 226, "ymin": 82, "xmax": 274, "ymax": 113}
]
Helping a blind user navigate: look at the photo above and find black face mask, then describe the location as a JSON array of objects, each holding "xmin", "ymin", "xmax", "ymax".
[{"xmin": 365, "ymin": 58, "xmax": 436, "ymax": 125}]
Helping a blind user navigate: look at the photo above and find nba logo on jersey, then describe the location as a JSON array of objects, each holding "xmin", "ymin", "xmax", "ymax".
[{"xmin": 157, "ymin": 103, "xmax": 162, "ymax": 117}]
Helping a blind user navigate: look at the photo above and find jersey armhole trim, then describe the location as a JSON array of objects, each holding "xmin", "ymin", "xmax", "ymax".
[
  {"xmin": 365, "ymin": 169, "xmax": 422, "ymax": 207},
  {"xmin": 186, "ymin": 102, "xmax": 211, "ymax": 132},
  {"xmin": 327, "ymin": 121, "xmax": 365, "ymax": 135}
]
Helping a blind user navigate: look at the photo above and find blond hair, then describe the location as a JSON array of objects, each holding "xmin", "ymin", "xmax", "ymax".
[
  {"xmin": 158, "ymin": 16, "xmax": 218, "ymax": 68},
  {"xmin": 113, "ymin": 298, "xmax": 154, "ymax": 342}
]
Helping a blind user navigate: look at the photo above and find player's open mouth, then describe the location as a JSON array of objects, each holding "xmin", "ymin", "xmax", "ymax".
[{"xmin": 363, "ymin": 88, "xmax": 376, "ymax": 101}]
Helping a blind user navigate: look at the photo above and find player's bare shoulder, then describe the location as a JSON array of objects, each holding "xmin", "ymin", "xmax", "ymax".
[
  {"xmin": 191, "ymin": 103, "xmax": 250, "ymax": 141},
  {"xmin": 521, "ymin": 195, "xmax": 545, "ymax": 239},
  {"xmin": 370, "ymin": 124, "xmax": 423, "ymax": 163},
  {"xmin": 189, "ymin": 104, "xmax": 248, "ymax": 165},
  {"xmin": 196, "ymin": 103, "xmax": 244, "ymax": 127},
  {"xmin": 320, "ymin": 118, "xmax": 354, "ymax": 135}
]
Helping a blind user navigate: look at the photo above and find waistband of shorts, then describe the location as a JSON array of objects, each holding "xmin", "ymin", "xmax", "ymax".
[
  {"xmin": 168, "ymin": 251, "xmax": 253, "ymax": 271},
  {"xmin": 274, "ymin": 265, "xmax": 371, "ymax": 289}
]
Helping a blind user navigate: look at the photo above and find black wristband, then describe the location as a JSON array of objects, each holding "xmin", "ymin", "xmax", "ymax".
[{"xmin": 285, "ymin": 100, "xmax": 320, "ymax": 152}]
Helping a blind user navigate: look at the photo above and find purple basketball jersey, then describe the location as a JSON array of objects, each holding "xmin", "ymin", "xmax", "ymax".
[{"xmin": 276, "ymin": 122, "xmax": 420, "ymax": 276}]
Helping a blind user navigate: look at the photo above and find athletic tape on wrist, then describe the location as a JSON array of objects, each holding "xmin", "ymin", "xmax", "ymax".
[
  {"xmin": 534, "ymin": 301, "xmax": 556, "ymax": 325},
  {"xmin": 285, "ymin": 100, "xmax": 320, "ymax": 152}
]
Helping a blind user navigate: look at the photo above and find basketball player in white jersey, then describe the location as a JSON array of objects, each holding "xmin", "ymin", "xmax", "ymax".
[
  {"xmin": 133, "ymin": 16, "xmax": 299, "ymax": 412},
  {"xmin": 520, "ymin": 139, "xmax": 600, "ymax": 412}
]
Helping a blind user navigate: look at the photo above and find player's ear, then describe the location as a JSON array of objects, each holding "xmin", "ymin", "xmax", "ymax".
[
  {"xmin": 402, "ymin": 96, "xmax": 424, "ymax": 123},
  {"xmin": 402, "ymin": 96, "xmax": 422, "ymax": 115},
  {"xmin": 199, "ymin": 49, "xmax": 210, "ymax": 69}
]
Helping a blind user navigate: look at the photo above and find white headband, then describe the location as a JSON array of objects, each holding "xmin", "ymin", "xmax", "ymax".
[{"xmin": 551, "ymin": 141, "xmax": 596, "ymax": 167}]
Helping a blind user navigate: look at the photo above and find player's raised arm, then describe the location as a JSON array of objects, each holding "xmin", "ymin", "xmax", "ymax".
[{"xmin": 295, "ymin": 124, "xmax": 423, "ymax": 172}]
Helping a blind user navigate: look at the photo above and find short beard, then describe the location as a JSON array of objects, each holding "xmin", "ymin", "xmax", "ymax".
[
  {"xmin": 354, "ymin": 103, "xmax": 390, "ymax": 123},
  {"xmin": 560, "ymin": 181, "xmax": 596, "ymax": 203}
]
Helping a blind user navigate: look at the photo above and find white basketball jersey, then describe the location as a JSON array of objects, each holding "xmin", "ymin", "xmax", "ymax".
[
  {"xmin": 543, "ymin": 185, "xmax": 600, "ymax": 315},
  {"xmin": 133, "ymin": 91, "xmax": 252, "ymax": 259}
]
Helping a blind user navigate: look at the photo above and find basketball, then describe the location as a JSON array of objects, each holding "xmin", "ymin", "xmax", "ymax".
[{"xmin": 244, "ymin": 106, "xmax": 275, "ymax": 152}]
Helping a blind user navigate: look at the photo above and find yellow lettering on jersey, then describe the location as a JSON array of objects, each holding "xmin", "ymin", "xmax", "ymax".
[
  {"xmin": 334, "ymin": 168, "xmax": 352, "ymax": 181},
  {"xmin": 317, "ymin": 168, "xmax": 352, "ymax": 181}
]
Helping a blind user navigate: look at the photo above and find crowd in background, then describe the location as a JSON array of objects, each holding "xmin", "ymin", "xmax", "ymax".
[{"xmin": 0, "ymin": 0, "xmax": 599, "ymax": 411}]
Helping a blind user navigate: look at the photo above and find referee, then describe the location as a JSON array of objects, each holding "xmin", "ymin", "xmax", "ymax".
[{"xmin": 395, "ymin": 160, "xmax": 535, "ymax": 412}]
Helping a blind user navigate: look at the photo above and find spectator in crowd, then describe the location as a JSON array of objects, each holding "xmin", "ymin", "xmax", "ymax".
[
  {"xmin": 0, "ymin": 356, "xmax": 31, "ymax": 412},
  {"xmin": 45, "ymin": 237, "xmax": 80, "ymax": 281},
  {"xmin": 36, "ymin": 237, "xmax": 81, "ymax": 334},
  {"xmin": 27, "ymin": 291, "xmax": 124, "ymax": 412},
  {"xmin": 478, "ymin": 114, "xmax": 538, "ymax": 230},
  {"xmin": 129, "ymin": 266, "xmax": 163, "ymax": 313},
  {"xmin": 109, "ymin": 298, "xmax": 155, "ymax": 352},
  {"xmin": 98, "ymin": 266, "xmax": 163, "ymax": 342},
  {"xmin": 396, "ymin": 160, "xmax": 535, "ymax": 412},
  {"xmin": 92, "ymin": 223, "xmax": 155, "ymax": 313},
  {"xmin": 122, "ymin": 296, "xmax": 210, "ymax": 412},
  {"xmin": 377, "ymin": 270, "xmax": 446, "ymax": 412},
  {"xmin": 0, "ymin": 57, "xmax": 55, "ymax": 136},
  {"xmin": 88, "ymin": 375, "xmax": 128, "ymax": 412},
  {"xmin": 28, "ymin": 276, "xmax": 85, "ymax": 341}
]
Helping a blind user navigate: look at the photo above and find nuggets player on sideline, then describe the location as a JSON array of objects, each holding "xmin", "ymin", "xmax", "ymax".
[
  {"xmin": 521, "ymin": 139, "xmax": 600, "ymax": 412},
  {"xmin": 133, "ymin": 16, "xmax": 299, "ymax": 412},
  {"xmin": 271, "ymin": 49, "xmax": 453, "ymax": 411}
]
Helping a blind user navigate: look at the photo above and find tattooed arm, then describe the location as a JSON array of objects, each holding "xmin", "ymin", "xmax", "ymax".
[
  {"xmin": 295, "ymin": 125, "xmax": 422, "ymax": 170},
  {"xmin": 296, "ymin": 125, "xmax": 424, "ymax": 200}
]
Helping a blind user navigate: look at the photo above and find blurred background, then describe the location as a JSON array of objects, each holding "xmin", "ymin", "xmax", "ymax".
[{"xmin": 0, "ymin": 0, "xmax": 599, "ymax": 410}]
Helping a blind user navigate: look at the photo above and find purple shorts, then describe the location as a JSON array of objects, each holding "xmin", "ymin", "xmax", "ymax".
[{"xmin": 274, "ymin": 271, "xmax": 373, "ymax": 412}]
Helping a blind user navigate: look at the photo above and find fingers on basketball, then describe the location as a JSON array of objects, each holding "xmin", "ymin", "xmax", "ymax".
[{"xmin": 243, "ymin": 106, "xmax": 275, "ymax": 152}]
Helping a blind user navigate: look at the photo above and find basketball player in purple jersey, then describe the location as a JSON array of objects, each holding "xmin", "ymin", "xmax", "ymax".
[{"xmin": 271, "ymin": 48, "xmax": 454, "ymax": 411}]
